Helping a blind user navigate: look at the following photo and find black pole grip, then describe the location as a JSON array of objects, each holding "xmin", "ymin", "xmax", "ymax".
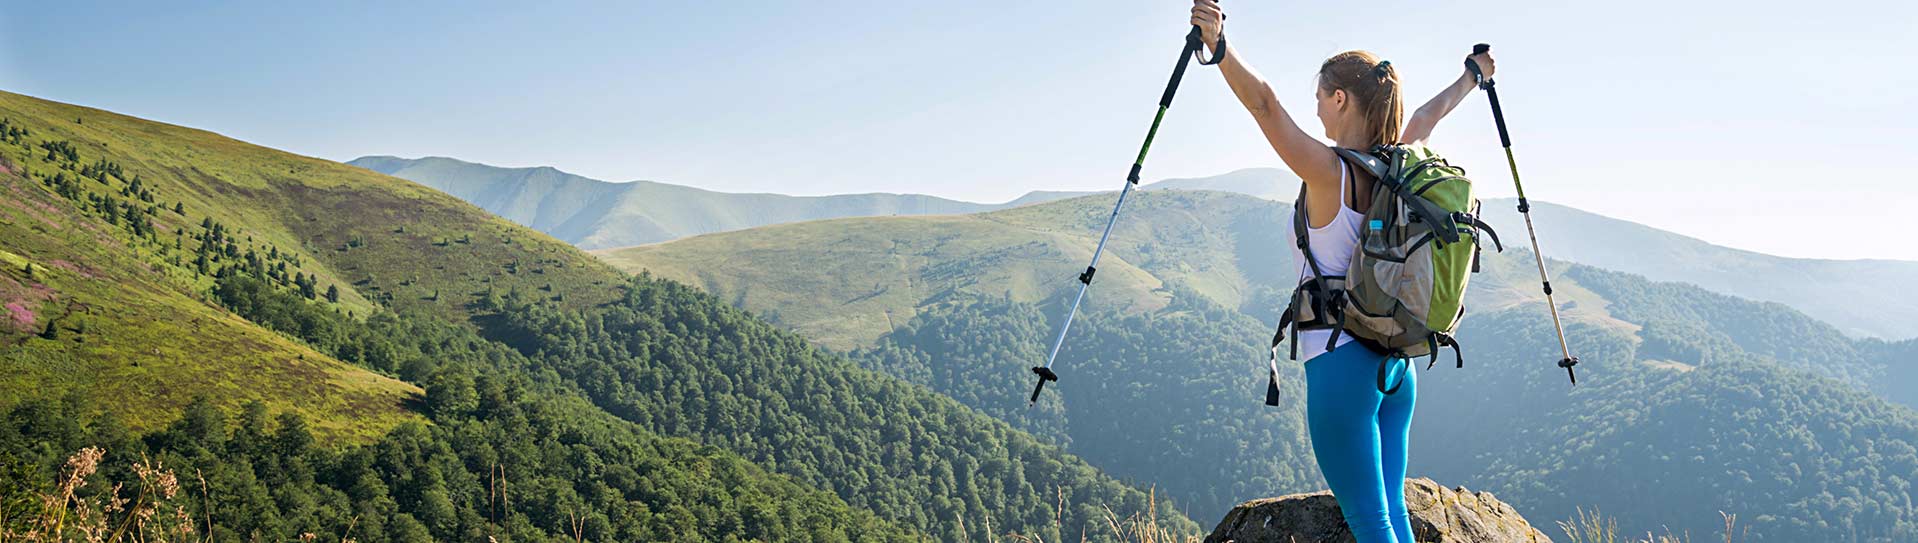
[
  {"xmin": 1466, "ymin": 43, "xmax": 1491, "ymax": 86},
  {"xmin": 1473, "ymin": 43, "xmax": 1513, "ymax": 149},
  {"xmin": 1485, "ymin": 84, "xmax": 1512, "ymax": 148},
  {"xmin": 1188, "ymin": 1, "xmax": 1227, "ymax": 65},
  {"xmin": 1160, "ymin": 29, "xmax": 1201, "ymax": 108}
]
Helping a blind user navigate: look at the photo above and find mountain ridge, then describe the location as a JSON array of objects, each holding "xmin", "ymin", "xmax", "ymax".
[{"xmin": 349, "ymin": 155, "xmax": 1084, "ymax": 249}]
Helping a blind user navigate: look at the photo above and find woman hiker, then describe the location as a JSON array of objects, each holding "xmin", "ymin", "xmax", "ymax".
[{"xmin": 1189, "ymin": 2, "xmax": 1496, "ymax": 542}]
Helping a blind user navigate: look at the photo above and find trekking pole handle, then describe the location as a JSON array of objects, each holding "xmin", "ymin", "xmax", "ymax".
[
  {"xmin": 1466, "ymin": 43, "xmax": 1493, "ymax": 89},
  {"xmin": 1187, "ymin": 1, "xmax": 1227, "ymax": 66},
  {"xmin": 1468, "ymin": 43, "xmax": 1513, "ymax": 148}
]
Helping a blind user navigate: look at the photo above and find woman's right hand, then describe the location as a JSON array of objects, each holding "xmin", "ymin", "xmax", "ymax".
[
  {"xmin": 1466, "ymin": 50, "xmax": 1496, "ymax": 81},
  {"xmin": 1191, "ymin": 0, "xmax": 1225, "ymax": 46}
]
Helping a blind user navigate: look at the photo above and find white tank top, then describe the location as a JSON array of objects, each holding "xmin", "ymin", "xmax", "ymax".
[{"xmin": 1290, "ymin": 159, "xmax": 1365, "ymax": 362}]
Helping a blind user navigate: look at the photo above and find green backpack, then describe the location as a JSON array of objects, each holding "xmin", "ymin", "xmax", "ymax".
[{"xmin": 1266, "ymin": 145, "xmax": 1503, "ymax": 403}]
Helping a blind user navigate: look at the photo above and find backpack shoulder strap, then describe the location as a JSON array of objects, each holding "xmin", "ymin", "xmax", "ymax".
[{"xmin": 1333, "ymin": 147, "xmax": 1391, "ymax": 181}]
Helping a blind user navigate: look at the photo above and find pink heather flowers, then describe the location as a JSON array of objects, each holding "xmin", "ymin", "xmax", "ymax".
[{"xmin": 5, "ymin": 301, "xmax": 32, "ymax": 328}]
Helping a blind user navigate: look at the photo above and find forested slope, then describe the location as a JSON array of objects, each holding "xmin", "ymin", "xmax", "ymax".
[{"xmin": 0, "ymin": 90, "xmax": 1193, "ymax": 540}]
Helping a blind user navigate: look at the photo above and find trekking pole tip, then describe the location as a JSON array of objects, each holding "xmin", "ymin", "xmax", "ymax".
[
  {"xmin": 1263, "ymin": 372, "xmax": 1282, "ymax": 407},
  {"xmin": 1028, "ymin": 366, "xmax": 1059, "ymax": 405},
  {"xmin": 1558, "ymin": 356, "xmax": 1580, "ymax": 386}
]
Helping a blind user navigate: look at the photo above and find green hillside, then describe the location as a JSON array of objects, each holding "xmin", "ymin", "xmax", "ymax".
[
  {"xmin": 598, "ymin": 190, "xmax": 1627, "ymax": 351},
  {"xmin": 2, "ymin": 293, "xmax": 921, "ymax": 541},
  {"xmin": 598, "ymin": 190, "xmax": 1918, "ymax": 540},
  {"xmin": 597, "ymin": 190, "xmax": 1289, "ymax": 351},
  {"xmin": 595, "ymin": 204, "xmax": 1185, "ymax": 351},
  {"xmin": 0, "ymin": 90, "xmax": 1197, "ymax": 540},
  {"xmin": 0, "ymin": 99, "xmax": 425, "ymax": 441}
]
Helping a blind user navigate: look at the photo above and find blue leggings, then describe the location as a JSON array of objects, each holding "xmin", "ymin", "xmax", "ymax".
[{"xmin": 1305, "ymin": 340, "xmax": 1417, "ymax": 543}]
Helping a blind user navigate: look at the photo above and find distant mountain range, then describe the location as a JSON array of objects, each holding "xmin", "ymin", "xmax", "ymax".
[
  {"xmin": 347, "ymin": 156, "xmax": 1288, "ymax": 251},
  {"xmin": 360, "ymin": 156, "xmax": 1913, "ymax": 339},
  {"xmin": 348, "ymin": 156, "xmax": 1056, "ymax": 249}
]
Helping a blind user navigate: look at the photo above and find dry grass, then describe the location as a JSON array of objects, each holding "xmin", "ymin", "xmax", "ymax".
[
  {"xmin": 997, "ymin": 486, "xmax": 1202, "ymax": 543},
  {"xmin": 1558, "ymin": 507, "xmax": 1745, "ymax": 543},
  {"xmin": 3, "ymin": 447, "xmax": 200, "ymax": 543},
  {"xmin": 4, "ymin": 449, "xmax": 533, "ymax": 543}
]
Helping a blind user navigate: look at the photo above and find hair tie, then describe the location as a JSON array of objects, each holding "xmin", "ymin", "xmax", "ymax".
[{"xmin": 1373, "ymin": 60, "xmax": 1392, "ymax": 77}]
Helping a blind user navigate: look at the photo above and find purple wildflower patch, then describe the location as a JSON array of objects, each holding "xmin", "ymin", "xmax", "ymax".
[{"xmin": 4, "ymin": 302, "xmax": 32, "ymax": 328}]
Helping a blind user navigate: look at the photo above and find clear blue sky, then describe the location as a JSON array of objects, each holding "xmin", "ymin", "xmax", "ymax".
[{"xmin": 4, "ymin": 1, "xmax": 1911, "ymax": 260}]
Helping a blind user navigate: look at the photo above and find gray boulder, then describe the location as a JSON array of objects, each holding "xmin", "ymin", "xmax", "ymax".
[{"xmin": 1205, "ymin": 478, "xmax": 1552, "ymax": 543}]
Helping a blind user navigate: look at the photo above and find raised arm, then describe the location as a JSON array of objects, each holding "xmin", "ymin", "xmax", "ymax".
[
  {"xmin": 1191, "ymin": 0, "xmax": 1340, "ymax": 192},
  {"xmin": 1402, "ymin": 49, "xmax": 1495, "ymax": 145}
]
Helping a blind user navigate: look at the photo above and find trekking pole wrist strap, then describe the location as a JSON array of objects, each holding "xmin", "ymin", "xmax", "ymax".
[
  {"xmin": 1198, "ymin": 34, "xmax": 1226, "ymax": 65},
  {"xmin": 1186, "ymin": 19, "xmax": 1226, "ymax": 66}
]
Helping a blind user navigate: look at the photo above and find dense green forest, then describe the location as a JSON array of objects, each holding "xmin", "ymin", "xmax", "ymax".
[
  {"xmin": 475, "ymin": 275, "xmax": 1198, "ymax": 539},
  {"xmin": 1425, "ymin": 307, "xmax": 1918, "ymax": 541},
  {"xmin": 5, "ymin": 274, "xmax": 916, "ymax": 541},
  {"xmin": 0, "ymin": 92, "xmax": 1195, "ymax": 541},
  {"xmin": 852, "ymin": 292, "xmax": 1319, "ymax": 517},
  {"xmin": 1565, "ymin": 266, "xmax": 1918, "ymax": 405}
]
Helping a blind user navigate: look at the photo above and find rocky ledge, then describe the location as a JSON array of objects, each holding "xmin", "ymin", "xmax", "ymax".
[{"xmin": 1205, "ymin": 478, "xmax": 1552, "ymax": 543}]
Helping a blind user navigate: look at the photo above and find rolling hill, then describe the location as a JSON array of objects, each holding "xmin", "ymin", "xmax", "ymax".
[
  {"xmin": 597, "ymin": 189, "xmax": 1918, "ymax": 540},
  {"xmin": 1148, "ymin": 167, "xmax": 1295, "ymax": 200},
  {"xmin": 595, "ymin": 190, "xmax": 1626, "ymax": 351},
  {"xmin": 0, "ymin": 90, "xmax": 1198, "ymax": 540}
]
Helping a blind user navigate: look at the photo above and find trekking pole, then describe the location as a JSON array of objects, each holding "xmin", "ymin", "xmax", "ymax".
[
  {"xmin": 1028, "ymin": 21, "xmax": 1226, "ymax": 406},
  {"xmin": 1466, "ymin": 43, "xmax": 1579, "ymax": 386}
]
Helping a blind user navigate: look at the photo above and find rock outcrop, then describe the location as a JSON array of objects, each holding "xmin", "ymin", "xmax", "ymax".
[{"xmin": 1205, "ymin": 478, "xmax": 1552, "ymax": 543}]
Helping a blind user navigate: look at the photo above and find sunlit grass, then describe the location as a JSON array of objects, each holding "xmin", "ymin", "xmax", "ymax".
[{"xmin": 1558, "ymin": 507, "xmax": 1745, "ymax": 543}]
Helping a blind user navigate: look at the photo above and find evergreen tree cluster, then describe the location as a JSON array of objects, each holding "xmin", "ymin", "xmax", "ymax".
[{"xmin": 0, "ymin": 128, "xmax": 342, "ymax": 308}]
